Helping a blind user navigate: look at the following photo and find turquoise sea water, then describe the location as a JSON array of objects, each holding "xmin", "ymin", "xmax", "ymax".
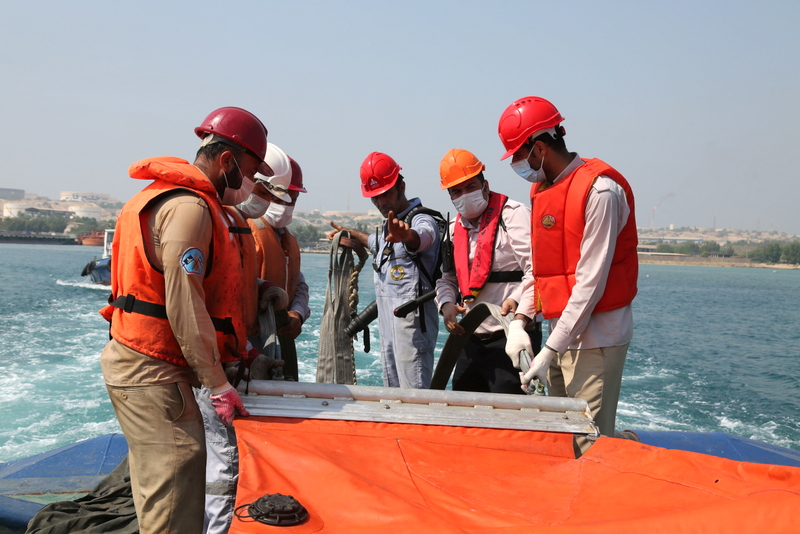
[{"xmin": 1, "ymin": 243, "xmax": 799, "ymax": 462}]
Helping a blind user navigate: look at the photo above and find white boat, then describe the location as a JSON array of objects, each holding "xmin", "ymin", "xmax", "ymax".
[{"xmin": 79, "ymin": 229, "xmax": 114, "ymax": 285}]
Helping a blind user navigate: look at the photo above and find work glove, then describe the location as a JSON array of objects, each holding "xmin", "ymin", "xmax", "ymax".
[
  {"xmin": 249, "ymin": 353, "xmax": 286, "ymax": 380},
  {"xmin": 259, "ymin": 284, "xmax": 289, "ymax": 312},
  {"xmin": 505, "ymin": 318, "xmax": 533, "ymax": 369},
  {"xmin": 520, "ymin": 346, "xmax": 558, "ymax": 393},
  {"xmin": 209, "ymin": 384, "xmax": 250, "ymax": 426},
  {"xmin": 278, "ymin": 310, "xmax": 303, "ymax": 340}
]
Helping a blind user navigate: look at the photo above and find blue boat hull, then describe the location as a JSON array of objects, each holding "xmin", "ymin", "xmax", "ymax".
[
  {"xmin": 80, "ymin": 257, "xmax": 111, "ymax": 285},
  {"xmin": 0, "ymin": 434, "xmax": 128, "ymax": 530}
]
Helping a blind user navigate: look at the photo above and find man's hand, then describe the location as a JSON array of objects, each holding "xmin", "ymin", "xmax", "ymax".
[
  {"xmin": 278, "ymin": 310, "xmax": 303, "ymax": 340},
  {"xmin": 209, "ymin": 383, "xmax": 249, "ymax": 426},
  {"xmin": 505, "ymin": 318, "xmax": 533, "ymax": 369},
  {"xmin": 259, "ymin": 284, "xmax": 289, "ymax": 311},
  {"xmin": 500, "ymin": 298, "xmax": 518, "ymax": 316},
  {"xmin": 385, "ymin": 210, "xmax": 413, "ymax": 243},
  {"xmin": 520, "ymin": 346, "xmax": 558, "ymax": 392},
  {"xmin": 442, "ymin": 302, "xmax": 467, "ymax": 335},
  {"xmin": 327, "ymin": 221, "xmax": 345, "ymax": 240}
]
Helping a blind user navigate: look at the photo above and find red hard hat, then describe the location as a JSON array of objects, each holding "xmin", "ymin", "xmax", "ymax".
[
  {"xmin": 497, "ymin": 96, "xmax": 564, "ymax": 160},
  {"xmin": 288, "ymin": 157, "xmax": 307, "ymax": 193},
  {"xmin": 194, "ymin": 106, "xmax": 269, "ymax": 163},
  {"xmin": 360, "ymin": 152, "xmax": 401, "ymax": 198}
]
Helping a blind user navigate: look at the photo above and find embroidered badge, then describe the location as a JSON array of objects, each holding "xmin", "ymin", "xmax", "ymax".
[
  {"xmin": 390, "ymin": 265, "xmax": 405, "ymax": 281},
  {"xmin": 180, "ymin": 247, "xmax": 205, "ymax": 275},
  {"xmin": 541, "ymin": 214, "xmax": 556, "ymax": 228}
]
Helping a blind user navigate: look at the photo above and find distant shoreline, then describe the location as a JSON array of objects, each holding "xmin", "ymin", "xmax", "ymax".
[
  {"xmin": 303, "ymin": 250, "xmax": 799, "ymax": 269},
  {"xmin": 638, "ymin": 254, "xmax": 799, "ymax": 270}
]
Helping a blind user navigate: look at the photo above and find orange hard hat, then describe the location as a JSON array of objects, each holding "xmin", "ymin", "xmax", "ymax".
[
  {"xmin": 360, "ymin": 152, "xmax": 401, "ymax": 197},
  {"xmin": 497, "ymin": 96, "xmax": 564, "ymax": 160},
  {"xmin": 439, "ymin": 149, "xmax": 486, "ymax": 189}
]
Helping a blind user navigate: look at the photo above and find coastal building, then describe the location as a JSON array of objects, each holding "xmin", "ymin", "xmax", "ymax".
[
  {"xmin": 59, "ymin": 191, "xmax": 113, "ymax": 202},
  {"xmin": 0, "ymin": 188, "xmax": 24, "ymax": 200}
]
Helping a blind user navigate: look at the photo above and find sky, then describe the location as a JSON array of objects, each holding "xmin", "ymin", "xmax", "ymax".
[{"xmin": 1, "ymin": 1, "xmax": 798, "ymax": 234}]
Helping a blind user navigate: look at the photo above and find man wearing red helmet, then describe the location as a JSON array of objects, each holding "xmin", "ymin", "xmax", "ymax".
[
  {"xmin": 329, "ymin": 152, "xmax": 441, "ymax": 388},
  {"xmin": 99, "ymin": 107, "xmax": 287, "ymax": 532},
  {"xmin": 498, "ymin": 97, "xmax": 638, "ymax": 455}
]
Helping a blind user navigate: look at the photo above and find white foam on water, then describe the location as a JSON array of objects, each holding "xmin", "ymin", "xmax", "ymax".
[{"xmin": 56, "ymin": 279, "xmax": 111, "ymax": 291}]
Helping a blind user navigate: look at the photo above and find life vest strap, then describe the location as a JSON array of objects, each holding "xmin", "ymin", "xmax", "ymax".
[
  {"xmin": 109, "ymin": 294, "xmax": 235, "ymax": 335},
  {"xmin": 485, "ymin": 270, "xmax": 524, "ymax": 284}
]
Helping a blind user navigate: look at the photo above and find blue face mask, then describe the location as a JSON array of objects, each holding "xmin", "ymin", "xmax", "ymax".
[{"xmin": 511, "ymin": 148, "xmax": 546, "ymax": 183}]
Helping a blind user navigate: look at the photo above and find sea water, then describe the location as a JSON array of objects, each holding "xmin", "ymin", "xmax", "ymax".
[{"xmin": 1, "ymin": 243, "xmax": 799, "ymax": 462}]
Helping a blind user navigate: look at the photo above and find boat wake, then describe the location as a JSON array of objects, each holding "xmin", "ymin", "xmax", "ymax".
[{"xmin": 56, "ymin": 279, "xmax": 110, "ymax": 291}]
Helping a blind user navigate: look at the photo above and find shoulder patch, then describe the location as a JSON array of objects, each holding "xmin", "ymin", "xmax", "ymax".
[{"xmin": 180, "ymin": 247, "xmax": 205, "ymax": 275}]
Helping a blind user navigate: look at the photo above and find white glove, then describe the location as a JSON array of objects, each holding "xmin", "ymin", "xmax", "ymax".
[
  {"xmin": 520, "ymin": 346, "xmax": 558, "ymax": 391},
  {"xmin": 505, "ymin": 319, "xmax": 533, "ymax": 369}
]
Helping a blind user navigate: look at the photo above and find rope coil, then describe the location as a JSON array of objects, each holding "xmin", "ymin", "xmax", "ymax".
[{"xmin": 316, "ymin": 231, "xmax": 368, "ymax": 384}]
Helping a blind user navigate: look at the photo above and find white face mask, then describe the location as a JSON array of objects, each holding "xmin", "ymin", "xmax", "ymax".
[
  {"xmin": 236, "ymin": 193, "xmax": 271, "ymax": 218},
  {"xmin": 221, "ymin": 158, "xmax": 254, "ymax": 205},
  {"xmin": 452, "ymin": 188, "xmax": 488, "ymax": 220},
  {"xmin": 263, "ymin": 202, "xmax": 294, "ymax": 228},
  {"xmin": 511, "ymin": 150, "xmax": 546, "ymax": 183}
]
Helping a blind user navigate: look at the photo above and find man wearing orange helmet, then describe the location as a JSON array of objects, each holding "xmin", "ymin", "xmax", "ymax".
[
  {"xmin": 329, "ymin": 152, "xmax": 442, "ymax": 389},
  {"xmin": 99, "ymin": 107, "xmax": 287, "ymax": 533},
  {"xmin": 435, "ymin": 149, "xmax": 538, "ymax": 394},
  {"xmin": 498, "ymin": 96, "xmax": 638, "ymax": 455}
]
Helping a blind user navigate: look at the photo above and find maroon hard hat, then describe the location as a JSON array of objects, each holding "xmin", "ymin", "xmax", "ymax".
[
  {"xmin": 288, "ymin": 157, "xmax": 307, "ymax": 193},
  {"xmin": 195, "ymin": 106, "xmax": 269, "ymax": 163}
]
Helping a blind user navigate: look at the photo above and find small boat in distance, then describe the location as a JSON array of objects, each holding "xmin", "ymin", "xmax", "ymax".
[
  {"xmin": 77, "ymin": 229, "xmax": 105, "ymax": 246},
  {"xmin": 80, "ymin": 229, "xmax": 114, "ymax": 285}
]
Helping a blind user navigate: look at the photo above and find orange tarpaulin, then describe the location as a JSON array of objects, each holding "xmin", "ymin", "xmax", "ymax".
[{"xmin": 232, "ymin": 417, "xmax": 800, "ymax": 533}]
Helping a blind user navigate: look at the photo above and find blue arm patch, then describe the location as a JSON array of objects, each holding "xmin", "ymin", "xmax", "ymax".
[{"xmin": 181, "ymin": 247, "xmax": 205, "ymax": 275}]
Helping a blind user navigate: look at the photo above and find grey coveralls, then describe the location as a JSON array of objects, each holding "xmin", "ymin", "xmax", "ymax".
[{"xmin": 368, "ymin": 198, "xmax": 440, "ymax": 388}]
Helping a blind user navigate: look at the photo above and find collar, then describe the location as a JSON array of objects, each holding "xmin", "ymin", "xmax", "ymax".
[
  {"xmin": 551, "ymin": 153, "xmax": 584, "ymax": 186},
  {"xmin": 396, "ymin": 197, "xmax": 422, "ymax": 220}
]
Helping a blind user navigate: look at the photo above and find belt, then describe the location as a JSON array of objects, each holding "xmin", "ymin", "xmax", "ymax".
[{"xmin": 473, "ymin": 330, "xmax": 506, "ymax": 342}]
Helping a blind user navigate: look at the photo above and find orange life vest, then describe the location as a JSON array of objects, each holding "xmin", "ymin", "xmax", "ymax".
[
  {"xmin": 249, "ymin": 218, "xmax": 301, "ymax": 303},
  {"xmin": 531, "ymin": 158, "xmax": 638, "ymax": 319},
  {"xmin": 453, "ymin": 192, "xmax": 522, "ymax": 301},
  {"xmin": 225, "ymin": 206, "xmax": 260, "ymax": 337},
  {"xmin": 100, "ymin": 157, "xmax": 254, "ymax": 366}
]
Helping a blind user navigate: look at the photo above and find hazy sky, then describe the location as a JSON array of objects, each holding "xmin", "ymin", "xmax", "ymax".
[{"xmin": 1, "ymin": 1, "xmax": 798, "ymax": 233}]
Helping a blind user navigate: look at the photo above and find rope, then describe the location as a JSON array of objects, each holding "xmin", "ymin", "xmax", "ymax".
[
  {"xmin": 430, "ymin": 302, "xmax": 533, "ymax": 390},
  {"xmin": 316, "ymin": 231, "xmax": 367, "ymax": 384}
]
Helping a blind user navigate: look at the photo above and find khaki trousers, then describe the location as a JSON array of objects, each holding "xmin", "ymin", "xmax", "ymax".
[
  {"xmin": 107, "ymin": 381, "xmax": 206, "ymax": 534},
  {"xmin": 547, "ymin": 343, "xmax": 629, "ymax": 456}
]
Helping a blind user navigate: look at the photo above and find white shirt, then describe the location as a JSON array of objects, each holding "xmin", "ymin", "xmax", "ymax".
[
  {"xmin": 519, "ymin": 154, "xmax": 634, "ymax": 353},
  {"xmin": 435, "ymin": 197, "xmax": 533, "ymax": 334}
]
